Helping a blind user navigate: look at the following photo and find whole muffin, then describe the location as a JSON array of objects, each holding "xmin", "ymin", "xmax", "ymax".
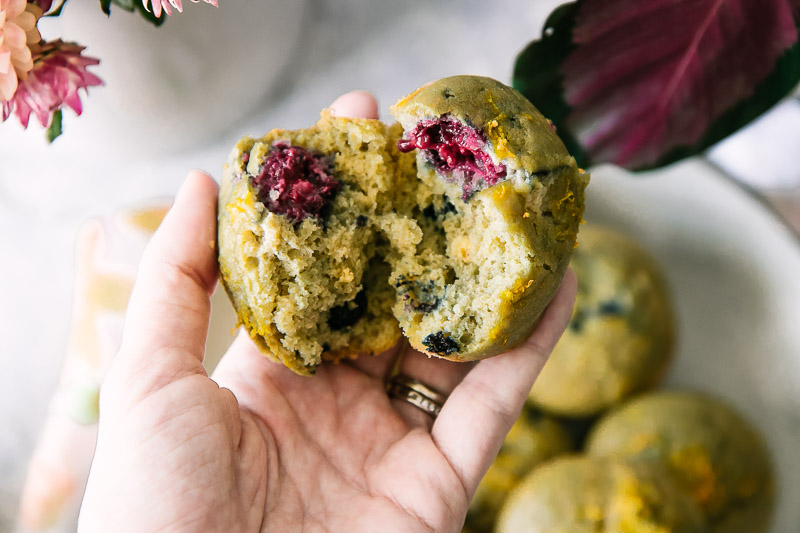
[
  {"xmin": 464, "ymin": 408, "xmax": 572, "ymax": 533},
  {"xmin": 586, "ymin": 391, "xmax": 773, "ymax": 533},
  {"xmin": 218, "ymin": 112, "xmax": 402, "ymax": 375},
  {"xmin": 495, "ymin": 456, "xmax": 707, "ymax": 533},
  {"xmin": 389, "ymin": 76, "xmax": 589, "ymax": 360},
  {"xmin": 529, "ymin": 225, "xmax": 675, "ymax": 417}
]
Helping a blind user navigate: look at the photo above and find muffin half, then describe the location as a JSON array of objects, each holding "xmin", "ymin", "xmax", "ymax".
[
  {"xmin": 388, "ymin": 76, "xmax": 589, "ymax": 360},
  {"xmin": 217, "ymin": 112, "xmax": 401, "ymax": 375}
]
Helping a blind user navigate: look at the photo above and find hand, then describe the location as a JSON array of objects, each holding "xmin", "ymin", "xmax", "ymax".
[{"xmin": 79, "ymin": 91, "xmax": 577, "ymax": 533}]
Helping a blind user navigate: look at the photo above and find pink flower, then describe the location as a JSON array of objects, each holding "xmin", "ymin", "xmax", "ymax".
[
  {"xmin": 2, "ymin": 40, "xmax": 102, "ymax": 128},
  {"xmin": 0, "ymin": 0, "xmax": 42, "ymax": 101},
  {"xmin": 143, "ymin": 0, "xmax": 218, "ymax": 18}
]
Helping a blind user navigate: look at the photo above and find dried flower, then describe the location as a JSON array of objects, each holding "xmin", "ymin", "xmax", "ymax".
[
  {"xmin": 0, "ymin": 0, "xmax": 42, "ymax": 101},
  {"xmin": 2, "ymin": 40, "xmax": 102, "ymax": 128},
  {"xmin": 143, "ymin": 0, "xmax": 218, "ymax": 18}
]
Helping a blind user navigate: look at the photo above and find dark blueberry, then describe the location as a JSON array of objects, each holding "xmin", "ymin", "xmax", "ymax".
[
  {"xmin": 327, "ymin": 289, "xmax": 368, "ymax": 331},
  {"xmin": 394, "ymin": 276, "xmax": 441, "ymax": 313},
  {"xmin": 422, "ymin": 331, "xmax": 459, "ymax": 355},
  {"xmin": 393, "ymin": 275, "xmax": 413, "ymax": 289},
  {"xmin": 321, "ymin": 343, "xmax": 331, "ymax": 352},
  {"xmin": 569, "ymin": 309, "xmax": 586, "ymax": 333},
  {"xmin": 411, "ymin": 301, "xmax": 439, "ymax": 313},
  {"xmin": 251, "ymin": 142, "xmax": 339, "ymax": 224},
  {"xmin": 356, "ymin": 215, "xmax": 369, "ymax": 228},
  {"xmin": 558, "ymin": 417, "xmax": 594, "ymax": 448},
  {"xmin": 397, "ymin": 116, "xmax": 506, "ymax": 200},
  {"xmin": 440, "ymin": 200, "xmax": 457, "ymax": 216},
  {"xmin": 598, "ymin": 300, "xmax": 624, "ymax": 316},
  {"xmin": 531, "ymin": 169, "xmax": 551, "ymax": 181},
  {"xmin": 408, "ymin": 280, "xmax": 441, "ymax": 312},
  {"xmin": 523, "ymin": 407, "xmax": 545, "ymax": 424},
  {"xmin": 422, "ymin": 200, "xmax": 458, "ymax": 220}
]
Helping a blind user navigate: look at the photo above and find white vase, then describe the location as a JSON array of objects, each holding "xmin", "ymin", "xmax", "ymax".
[{"xmin": 42, "ymin": 0, "xmax": 308, "ymax": 155}]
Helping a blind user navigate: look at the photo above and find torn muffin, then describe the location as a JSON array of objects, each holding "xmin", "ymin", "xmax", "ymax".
[
  {"xmin": 217, "ymin": 112, "xmax": 401, "ymax": 375},
  {"xmin": 387, "ymin": 75, "xmax": 589, "ymax": 360}
]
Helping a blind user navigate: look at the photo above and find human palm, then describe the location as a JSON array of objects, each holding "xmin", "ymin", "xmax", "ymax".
[{"xmin": 79, "ymin": 92, "xmax": 576, "ymax": 533}]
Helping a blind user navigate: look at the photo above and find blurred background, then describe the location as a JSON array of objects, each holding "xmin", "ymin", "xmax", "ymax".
[{"xmin": 1, "ymin": 0, "xmax": 799, "ymax": 531}]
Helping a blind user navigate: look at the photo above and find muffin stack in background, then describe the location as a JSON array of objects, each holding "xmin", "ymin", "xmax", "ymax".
[{"xmin": 465, "ymin": 224, "xmax": 774, "ymax": 533}]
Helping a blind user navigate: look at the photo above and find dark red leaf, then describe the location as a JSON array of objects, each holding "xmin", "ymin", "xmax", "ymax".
[{"xmin": 561, "ymin": 0, "xmax": 798, "ymax": 168}]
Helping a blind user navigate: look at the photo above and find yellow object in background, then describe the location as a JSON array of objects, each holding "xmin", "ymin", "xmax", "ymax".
[{"xmin": 17, "ymin": 203, "xmax": 169, "ymax": 532}]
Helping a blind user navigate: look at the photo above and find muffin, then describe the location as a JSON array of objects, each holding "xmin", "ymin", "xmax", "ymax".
[
  {"xmin": 586, "ymin": 391, "xmax": 773, "ymax": 533},
  {"xmin": 529, "ymin": 225, "xmax": 675, "ymax": 417},
  {"xmin": 464, "ymin": 408, "xmax": 572, "ymax": 533},
  {"xmin": 495, "ymin": 456, "xmax": 707, "ymax": 533},
  {"xmin": 388, "ymin": 76, "xmax": 588, "ymax": 360},
  {"xmin": 218, "ymin": 76, "xmax": 588, "ymax": 375},
  {"xmin": 217, "ymin": 112, "xmax": 402, "ymax": 375}
]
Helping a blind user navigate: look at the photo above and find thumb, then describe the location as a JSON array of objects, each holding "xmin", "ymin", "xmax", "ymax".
[{"xmin": 106, "ymin": 171, "xmax": 219, "ymax": 400}]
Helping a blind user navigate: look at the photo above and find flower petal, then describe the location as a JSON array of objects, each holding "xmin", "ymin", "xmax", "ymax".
[
  {"xmin": 3, "ymin": 40, "xmax": 103, "ymax": 129},
  {"xmin": 0, "ymin": 48, "xmax": 10, "ymax": 74},
  {"xmin": 3, "ymin": 22, "xmax": 27, "ymax": 51},
  {"xmin": 0, "ymin": 67, "xmax": 18, "ymax": 101},
  {"xmin": 4, "ymin": 0, "xmax": 27, "ymax": 19}
]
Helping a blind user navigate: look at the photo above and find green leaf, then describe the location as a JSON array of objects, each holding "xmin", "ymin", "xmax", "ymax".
[
  {"xmin": 99, "ymin": 0, "xmax": 111, "ymax": 15},
  {"xmin": 644, "ymin": 40, "xmax": 800, "ymax": 171},
  {"xmin": 512, "ymin": 0, "xmax": 800, "ymax": 172},
  {"xmin": 46, "ymin": 110, "xmax": 63, "ymax": 143},
  {"xmin": 512, "ymin": 2, "xmax": 589, "ymax": 168},
  {"xmin": 111, "ymin": 0, "xmax": 135, "ymax": 11}
]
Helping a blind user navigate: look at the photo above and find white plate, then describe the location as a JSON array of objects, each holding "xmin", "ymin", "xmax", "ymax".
[
  {"xmin": 147, "ymin": 159, "xmax": 800, "ymax": 532},
  {"xmin": 581, "ymin": 161, "xmax": 800, "ymax": 532}
]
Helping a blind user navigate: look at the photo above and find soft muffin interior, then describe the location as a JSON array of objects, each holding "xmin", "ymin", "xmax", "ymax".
[
  {"xmin": 380, "ymin": 122, "xmax": 535, "ymax": 356},
  {"xmin": 225, "ymin": 106, "xmax": 579, "ymax": 368},
  {"xmin": 233, "ymin": 117, "xmax": 400, "ymax": 369}
]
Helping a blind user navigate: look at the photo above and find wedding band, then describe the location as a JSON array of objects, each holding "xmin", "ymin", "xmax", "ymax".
[{"xmin": 386, "ymin": 374, "xmax": 447, "ymax": 418}]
